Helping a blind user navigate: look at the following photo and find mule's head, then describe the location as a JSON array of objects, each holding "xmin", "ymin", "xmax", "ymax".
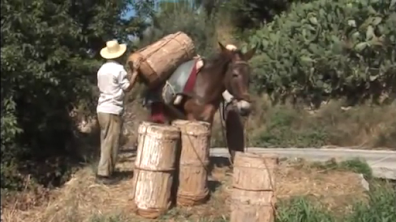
[{"xmin": 218, "ymin": 42, "xmax": 256, "ymax": 116}]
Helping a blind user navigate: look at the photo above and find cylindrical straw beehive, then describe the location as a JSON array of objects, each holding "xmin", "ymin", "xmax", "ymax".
[
  {"xmin": 172, "ymin": 120, "xmax": 211, "ymax": 206},
  {"xmin": 230, "ymin": 152, "xmax": 279, "ymax": 222},
  {"xmin": 132, "ymin": 122, "xmax": 181, "ymax": 219},
  {"xmin": 128, "ymin": 31, "xmax": 196, "ymax": 89}
]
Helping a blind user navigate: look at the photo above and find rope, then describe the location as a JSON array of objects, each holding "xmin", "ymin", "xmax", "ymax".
[
  {"xmin": 261, "ymin": 156, "xmax": 277, "ymax": 217},
  {"xmin": 131, "ymin": 199, "xmax": 172, "ymax": 219},
  {"xmin": 137, "ymin": 34, "xmax": 176, "ymax": 57},
  {"xmin": 161, "ymin": 80, "xmax": 176, "ymax": 102},
  {"xmin": 134, "ymin": 165, "xmax": 175, "ymax": 172},
  {"xmin": 177, "ymin": 188, "xmax": 210, "ymax": 206}
]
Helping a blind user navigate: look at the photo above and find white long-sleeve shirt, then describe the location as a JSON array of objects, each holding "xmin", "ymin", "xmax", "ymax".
[{"xmin": 96, "ymin": 61, "xmax": 130, "ymax": 115}]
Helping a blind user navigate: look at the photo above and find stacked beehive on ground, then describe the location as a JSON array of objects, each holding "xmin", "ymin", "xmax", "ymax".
[
  {"xmin": 230, "ymin": 152, "xmax": 279, "ymax": 222},
  {"xmin": 172, "ymin": 120, "xmax": 211, "ymax": 206},
  {"xmin": 131, "ymin": 120, "xmax": 211, "ymax": 219},
  {"xmin": 131, "ymin": 122, "xmax": 180, "ymax": 218},
  {"xmin": 131, "ymin": 120, "xmax": 278, "ymax": 221}
]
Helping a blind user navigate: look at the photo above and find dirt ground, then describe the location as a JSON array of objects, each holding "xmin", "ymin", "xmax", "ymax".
[{"xmin": 1, "ymin": 151, "xmax": 368, "ymax": 222}]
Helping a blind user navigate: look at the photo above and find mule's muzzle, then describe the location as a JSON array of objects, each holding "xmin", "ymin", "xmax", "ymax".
[
  {"xmin": 236, "ymin": 100, "xmax": 252, "ymax": 116},
  {"xmin": 222, "ymin": 90, "xmax": 252, "ymax": 116}
]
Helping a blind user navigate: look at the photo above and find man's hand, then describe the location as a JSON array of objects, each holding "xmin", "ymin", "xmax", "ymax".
[
  {"xmin": 124, "ymin": 69, "xmax": 139, "ymax": 92},
  {"xmin": 124, "ymin": 60, "xmax": 141, "ymax": 92}
]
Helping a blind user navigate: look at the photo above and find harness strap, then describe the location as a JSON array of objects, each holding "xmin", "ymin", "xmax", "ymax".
[{"xmin": 183, "ymin": 60, "xmax": 199, "ymax": 93}]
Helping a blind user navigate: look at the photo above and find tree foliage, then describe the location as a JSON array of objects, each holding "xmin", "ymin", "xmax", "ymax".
[
  {"xmin": 140, "ymin": 1, "xmax": 218, "ymax": 56},
  {"xmin": 0, "ymin": 0, "xmax": 142, "ymax": 189},
  {"xmin": 207, "ymin": 0, "xmax": 309, "ymax": 31},
  {"xmin": 246, "ymin": 0, "xmax": 396, "ymax": 105}
]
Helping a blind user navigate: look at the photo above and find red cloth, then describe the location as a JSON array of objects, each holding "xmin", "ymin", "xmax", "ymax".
[{"xmin": 150, "ymin": 102, "xmax": 166, "ymax": 124}]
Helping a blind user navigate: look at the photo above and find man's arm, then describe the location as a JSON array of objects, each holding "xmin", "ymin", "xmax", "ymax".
[{"xmin": 119, "ymin": 67, "xmax": 139, "ymax": 92}]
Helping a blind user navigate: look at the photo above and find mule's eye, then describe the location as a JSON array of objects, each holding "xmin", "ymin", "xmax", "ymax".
[{"xmin": 233, "ymin": 73, "xmax": 238, "ymax": 77}]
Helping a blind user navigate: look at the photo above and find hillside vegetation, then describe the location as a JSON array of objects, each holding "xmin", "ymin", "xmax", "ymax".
[{"xmin": 1, "ymin": 0, "xmax": 395, "ymax": 192}]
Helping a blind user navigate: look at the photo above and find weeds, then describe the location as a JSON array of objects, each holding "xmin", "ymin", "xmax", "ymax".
[
  {"xmin": 277, "ymin": 181, "xmax": 396, "ymax": 222},
  {"xmin": 346, "ymin": 182, "xmax": 396, "ymax": 222},
  {"xmin": 310, "ymin": 158, "xmax": 373, "ymax": 179},
  {"xmin": 276, "ymin": 197, "xmax": 336, "ymax": 222},
  {"xmin": 90, "ymin": 181, "xmax": 395, "ymax": 222}
]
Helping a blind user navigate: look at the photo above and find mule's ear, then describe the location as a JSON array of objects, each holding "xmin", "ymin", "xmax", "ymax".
[
  {"xmin": 243, "ymin": 46, "xmax": 257, "ymax": 61},
  {"xmin": 218, "ymin": 41, "xmax": 234, "ymax": 59},
  {"xmin": 218, "ymin": 42, "xmax": 227, "ymax": 52}
]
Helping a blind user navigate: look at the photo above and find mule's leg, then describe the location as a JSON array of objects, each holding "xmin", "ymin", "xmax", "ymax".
[
  {"xmin": 163, "ymin": 103, "xmax": 186, "ymax": 121},
  {"xmin": 186, "ymin": 113, "xmax": 196, "ymax": 121}
]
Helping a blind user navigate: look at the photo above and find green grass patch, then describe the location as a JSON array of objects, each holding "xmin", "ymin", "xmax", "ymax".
[
  {"xmin": 310, "ymin": 158, "xmax": 373, "ymax": 179},
  {"xmin": 276, "ymin": 181, "xmax": 396, "ymax": 222}
]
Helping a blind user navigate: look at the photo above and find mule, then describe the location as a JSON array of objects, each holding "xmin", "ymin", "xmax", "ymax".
[{"xmin": 140, "ymin": 42, "xmax": 256, "ymax": 161}]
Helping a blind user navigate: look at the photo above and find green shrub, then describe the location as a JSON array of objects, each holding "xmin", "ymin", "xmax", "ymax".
[
  {"xmin": 1, "ymin": 0, "xmax": 141, "ymax": 190},
  {"xmin": 222, "ymin": 0, "xmax": 311, "ymax": 30},
  {"xmin": 246, "ymin": 0, "xmax": 396, "ymax": 104},
  {"xmin": 249, "ymin": 106, "xmax": 328, "ymax": 147}
]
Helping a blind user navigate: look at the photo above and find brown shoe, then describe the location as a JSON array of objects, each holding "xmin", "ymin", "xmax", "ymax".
[{"xmin": 95, "ymin": 175, "xmax": 117, "ymax": 185}]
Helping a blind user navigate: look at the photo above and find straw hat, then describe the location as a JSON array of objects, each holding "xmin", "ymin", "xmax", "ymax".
[{"xmin": 100, "ymin": 40, "xmax": 127, "ymax": 59}]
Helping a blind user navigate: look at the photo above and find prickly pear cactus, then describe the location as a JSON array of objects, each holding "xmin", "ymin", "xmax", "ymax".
[{"xmin": 246, "ymin": 0, "xmax": 396, "ymax": 104}]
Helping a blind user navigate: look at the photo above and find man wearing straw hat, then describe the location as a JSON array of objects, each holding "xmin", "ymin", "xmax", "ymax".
[{"xmin": 96, "ymin": 40, "xmax": 138, "ymax": 184}]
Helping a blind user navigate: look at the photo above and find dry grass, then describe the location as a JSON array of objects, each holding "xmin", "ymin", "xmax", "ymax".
[
  {"xmin": 2, "ymin": 153, "xmax": 368, "ymax": 222},
  {"xmin": 276, "ymin": 160, "xmax": 368, "ymax": 214}
]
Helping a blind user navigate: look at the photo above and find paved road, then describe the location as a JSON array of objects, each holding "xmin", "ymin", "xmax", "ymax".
[{"xmin": 210, "ymin": 147, "xmax": 396, "ymax": 180}]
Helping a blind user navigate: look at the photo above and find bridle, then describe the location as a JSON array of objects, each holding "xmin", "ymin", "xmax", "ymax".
[
  {"xmin": 225, "ymin": 60, "xmax": 251, "ymax": 102},
  {"xmin": 220, "ymin": 60, "xmax": 252, "ymax": 163}
]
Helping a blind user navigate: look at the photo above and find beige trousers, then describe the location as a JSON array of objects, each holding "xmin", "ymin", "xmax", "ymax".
[{"xmin": 97, "ymin": 113, "xmax": 122, "ymax": 177}]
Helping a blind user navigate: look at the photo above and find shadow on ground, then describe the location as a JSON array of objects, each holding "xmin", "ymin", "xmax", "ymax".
[{"xmin": 208, "ymin": 156, "xmax": 231, "ymax": 172}]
